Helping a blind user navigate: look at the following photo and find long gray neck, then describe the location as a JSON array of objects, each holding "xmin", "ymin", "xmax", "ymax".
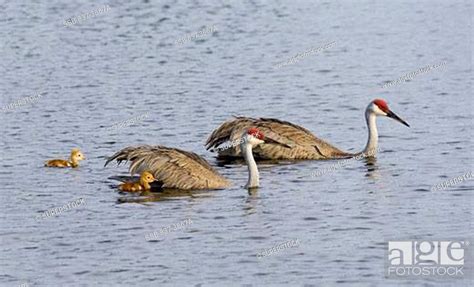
[
  {"xmin": 241, "ymin": 142, "xmax": 259, "ymax": 188},
  {"xmin": 363, "ymin": 111, "xmax": 378, "ymax": 156}
]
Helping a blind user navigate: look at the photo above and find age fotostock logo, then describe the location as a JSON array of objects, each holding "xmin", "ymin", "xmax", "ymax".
[{"xmin": 386, "ymin": 240, "xmax": 471, "ymax": 278}]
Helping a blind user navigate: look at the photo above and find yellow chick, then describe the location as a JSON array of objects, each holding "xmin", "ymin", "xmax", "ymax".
[
  {"xmin": 45, "ymin": 148, "xmax": 85, "ymax": 168},
  {"xmin": 119, "ymin": 171, "xmax": 156, "ymax": 192}
]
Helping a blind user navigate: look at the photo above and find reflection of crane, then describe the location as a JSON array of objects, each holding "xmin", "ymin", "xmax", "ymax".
[{"xmin": 206, "ymin": 99, "xmax": 409, "ymax": 159}]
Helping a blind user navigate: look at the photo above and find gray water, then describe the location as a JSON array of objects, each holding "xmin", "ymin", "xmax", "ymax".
[{"xmin": 0, "ymin": 0, "xmax": 472, "ymax": 286}]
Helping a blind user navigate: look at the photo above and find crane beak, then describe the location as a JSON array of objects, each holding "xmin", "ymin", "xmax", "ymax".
[{"xmin": 386, "ymin": 110, "xmax": 410, "ymax": 127}]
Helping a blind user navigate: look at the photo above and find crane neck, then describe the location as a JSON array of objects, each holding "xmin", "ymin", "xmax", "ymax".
[
  {"xmin": 363, "ymin": 110, "xmax": 378, "ymax": 156},
  {"xmin": 241, "ymin": 141, "xmax": 259, "ymax": 188}
]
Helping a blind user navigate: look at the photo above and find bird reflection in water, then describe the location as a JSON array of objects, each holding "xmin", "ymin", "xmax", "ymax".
[
  {"xmin": 362, "ymin": 157, "xmax": 401, "ymax": 192},
  {"xmin": 242, "ymin": 187, "xmax": 260, "ymax": 215},
  {"xmin": 115, "ymin": 186, "xmax": 214, "ymax": 204},
  {"xmin": 116, "ymin": 186, "xmax": 261, "ymax": 218},
  {"xmin": 364, "ymin": 156, "xmax": 379, "ymax": 173}
]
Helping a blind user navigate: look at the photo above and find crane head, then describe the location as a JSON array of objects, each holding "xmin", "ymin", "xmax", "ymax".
[
  {"xmin": 244, "ymin": 127, "xmax": 265, "ymax": 146},
  {"xmin": 370, "ymin": 99, "xmax": 410, "ymax": 127}
]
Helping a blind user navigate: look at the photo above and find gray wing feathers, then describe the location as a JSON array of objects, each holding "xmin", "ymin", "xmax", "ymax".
[
  {"xmin": 206, "ymin": 117, "xmax": 352, "ymax": 159},
  {"xmin": 105, "ymin": 145, "xmax": 230, "ymax": 190}
]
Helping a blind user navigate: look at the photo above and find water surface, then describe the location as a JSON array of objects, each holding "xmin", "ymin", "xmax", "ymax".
[{"xmin": 0, "ymin": 0, "xmax": 472, "ymax": 286}]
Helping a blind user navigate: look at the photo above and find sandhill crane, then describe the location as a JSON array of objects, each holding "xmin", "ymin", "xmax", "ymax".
[
  {"xmin": 206, "ymin": 99, "xmax": 409, "ymax": 160},
  {"xmin": 105, "ymin": 128, "xmax": 265, "ymax": 190}
]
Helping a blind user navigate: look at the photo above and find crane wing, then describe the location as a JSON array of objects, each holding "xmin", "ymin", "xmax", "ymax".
[
  {"xmin": 206, "ymin": 117, "xmax": 352, "ymax": 159},
  {"xmin": 105, "ymin": 145, "xmax": 230, "ymax": 190}
]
